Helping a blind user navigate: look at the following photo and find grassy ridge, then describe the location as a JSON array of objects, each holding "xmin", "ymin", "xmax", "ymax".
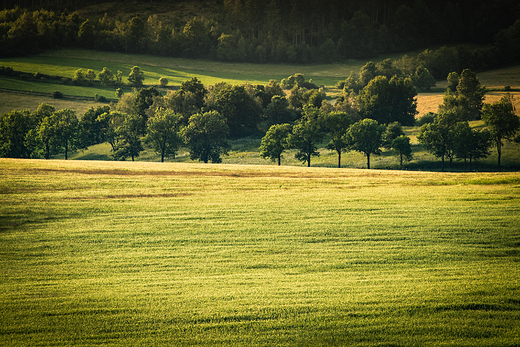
[{"xmin": 1, "ymin": 159, "xmax": 519, "ymax": 346}]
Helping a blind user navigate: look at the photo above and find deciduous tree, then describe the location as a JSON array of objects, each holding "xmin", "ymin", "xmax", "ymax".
[
  {"xmin": 320, "ymin": 111, "xmax": 352, "ymax": 168},
  {"xmin": 287, "ymin": 106, "xmax": 324, "ymax": 167},
  {"xmin": 391, "ymin": 135, "xmax": 413, "ymax": 168},
  {"xmin": 260, "ymin": 123, "xmax": 292, "ymax": 165},
  {"xmin": 482, "ymin": 94, "xmax": 520, "ymax": 168},
  {"xmin": 182, "ymin": 110, "xmax": 230, "ymax": 163},
  {"xmin": 145, "ymin": 108, "xmax": 183, "ymax": 162},
  {"xmin": 345, "ymin": 118, "xmax": 386, "ymax": 169}
]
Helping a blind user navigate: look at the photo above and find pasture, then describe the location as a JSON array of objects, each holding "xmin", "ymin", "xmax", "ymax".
[{"xmin": 1, "ymin": 159, "xmax": 519, "ymax": 346}]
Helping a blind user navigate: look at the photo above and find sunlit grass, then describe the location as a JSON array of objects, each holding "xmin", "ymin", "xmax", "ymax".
[{"xmin": 1, "ymin": 159, "xmax": 519, "ymax": 346}]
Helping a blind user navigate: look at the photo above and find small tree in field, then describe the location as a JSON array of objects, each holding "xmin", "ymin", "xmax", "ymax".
[
  {"xmin": 320, "ymin": 111, "xmax": 351, "ymax": 168},
  {"xmin": 159, "ymin": 77, "xmax": 169, "ymax": 87},
  {"xmin": 482, "ymin": 94, "xmax": 520, "ymax": 169},
  {"xmin": 145, "ymin": 108, "xmax": 183, "ymax": 162},
  {"xmin": 260, "ymin": 123, "xmax": 292, "ymax": 165},
  {"xmin": 391, "ymin": 135, "xmax": 413, "ymax": 168},
  {"xmin": 345, "ymin": 118, "xmax": 386, "ymax": 169},
  {"xmin": 287, "ymin": 105, "xmax": 323, "ymax": 167},
  {"xmin": 128, "ymin": 66, "xmax": 144, "ymax": 88},
  {"xmin": 182, "ymin": 111, "xmax": 230, "ymax": 163}
]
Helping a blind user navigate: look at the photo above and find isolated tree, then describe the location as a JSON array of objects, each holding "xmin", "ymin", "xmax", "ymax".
[
  {"xmin": 417, "ymin": 111, "xmax": 458, "ymax": 171},
  {"xmin": 145, "ymin": 108, "xmax": 183, "ymax": 162},
  {"xmin": 260, "ymin": 123, "xmax": 292, "ymax": 166},
  {"xmin": 73, "ymin": 69, "xmax": 86, "ymax": 85},
  {"xmin": 452, "ymin": 122, "xmax": 491, "ymax": 171},
  {"xmin": 345, "ymin": 118, "xmax": 386, "ymax": 169},
  {"xmin": 287, "ymin": 106, "xmax": 324, "ymax": 167},
  {"xmin": 320, "ymin": 111, "xmax": 352, "ymax": 168},
  {"xmin": 482, "ymin": 94, "xmax": 520, "ymax": 168},
  {"xmin": 98, "ymin": 67, "xmax": 115, "ymax": 86},
  {"xmin": 182, "ymin": 110, "xmax": 230, "ymax": 163},
  {"xmin": 159, "ymin": 77, "xmax": 169, "ymax": 87},
  {"xmin": 128, "ymin": 66, "xmax": 144, "ymax": 88},
  {"xmin": 391, "ymin": 135, "xmax": 413, "ymax": 168}
]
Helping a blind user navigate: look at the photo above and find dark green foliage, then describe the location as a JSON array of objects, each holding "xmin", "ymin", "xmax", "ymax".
[
  {"xmin": 79, "ymin": 106, "xmax": 111, "ymax": 148},
  {"xmin": 98, "ymin": 67, "xmax": 115, "ymax": 86},
  {"xmin": 416, "ymin": 112, "xmax": 436, "ymax": 126},
  {"xmin": 418, "ymin": 111, "xmax": 458, "ymax": 171},
  {"xmin": 345, "ymin": 118, "xmax": 386, "ymax": 169},
  {"xmin": 287, "ymin": 106, "xmax": 324, "ymax": 167},
  {"xmin": 263, "ymin": 96, "xmax": 295, "ymax": 126},
  {"xmin": 391, "ymin": 135, "xmax": 413, "ymax": 168},
  {"xmin": 320, "ymin": 111, "xmax": 352, "ymax": 168},
  {"xmin": 482, "ymin": 94, "xmax": 520, "ymax": 168},
  {"xmin": 0, "ymin": 109, "xmax": 37, "ymax": 158},
  {"xmin": 112, "ymin": 113, "xmax": 144, "ymax": 161},
  {"xmin": 145, "ymin": 108, "xmax": 183, "ymax": 162},
  {"xmin": 207, "ymin": 83, "xmax": 261, "ymax": 138},
  {"xmin": 51, "ymin": 91, "xmax": 63, "ymax": 99},
  {"xmin": 128, "ymin": 66, "xmax": 144, "ymax": 88},
  {"xmin": 182, "ymin": 110, "xmax": 230, "ymax": 163},
  {"xmin": 413, "ymin": 67, "xmax": 436, "ymax": 91},
  {"xmin": 260, "ymin": 123, "xmax": 292, "ymax": 166},
  {"xmin": 383, "ymin": 121, "xmax": 405, "ymax": 149},
  {"xmin": 452, "ymin": 122, "xmax": 492, "ymax": 171},
  {"xmin": 358, "ymin": 76, "xmax": 417, "ymax": 126}
]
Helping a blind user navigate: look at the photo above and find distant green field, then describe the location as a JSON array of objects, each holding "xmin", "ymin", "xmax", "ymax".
[
  {"xmin": 0, "ymin": 49, "xmax": 365, "ymax": 88},
  {"xmin": 1, "ymin": 159, "xmax": 519, "ymax": 346}
]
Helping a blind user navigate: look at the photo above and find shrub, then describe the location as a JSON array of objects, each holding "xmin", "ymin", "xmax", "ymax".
[
  {"xmin": 416, "ymin": 112, "xmax": 436, "ymax": 126},
  {"xmin": 94, "ymin": 94, "xmax": 108, "ymax": 103},
  {"xmin": 159, "ymin": 77, "xmax": 169, "ymax": 87},
  {"xmin": 52, "ymin": 91, "xmax": 64, "ymax": 99}
]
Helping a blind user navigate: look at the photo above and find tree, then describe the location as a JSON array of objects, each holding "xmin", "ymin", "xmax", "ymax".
[
  {"xmin": 128, "ymin": 66, "xmax": 144, "ymax": 88},
  {"xmin": 208, "ymin": 83, "xmax": 261, "ymax": 138},
  {"xmin": 456, "ymin": 69, "xmax": 486, "ymax": 120},
  {"xmin": 52, "ymin": 109, "xmax": 79, "ymax": 160},
  {"xmin": 85, "ymin": 69, "xmax": 96, "ymax": 85},
  {"xmin": 320, "ymin": 111, "xmax": 352, "ymax": 168},
  {"xmin": 452, "ymin": 122, "xmax": 491, "ymax": 171},
  {"xmin": 413, "ymin": 66, "xmax": 436, "ymax": 91},
  {"xmin": 145, "ymin": 108, "xmax": 183, "ymax": 162},
  {"xmin": 159, "ymin": 77, "xmax": 168, "ymax": 87},
  {"xmin": 482, "ymin": 94, "xmax": 520, "ymax": 168},
  {"xmin": 182, "ymin": 111, "xmax": 230, "ymax": 163},
  {"xmin": 287, "ymin": 106, "xmax": 324, "ymax": 167},
  {"xmin": 0, "ymin": 109, "xmax": 38, "ymax": 158},
  {"xmin": 358, "ymin": 76, "xmax": 417, "ymax": 126},
  {"xmin": 383, "ymin": 121, "xmax": 405, "ymax": 149},
  {"xmin": 73, "ymin": 69, "xmax": 86, "ymax": 85},
  {"xmin": 38, "ymin": 109, "xmax": 79, "ymax": 160},
  {"xmin": 345, "ymin": 118, "xmax": 386, "ymax": 169},
  {"xmin": 391, "ymin": 135, "xmax": 413, "ymax": 168},
  {"xmin": 98, "ymin": 67, "xmax": 115, "ymax": 86},
  {"xmin": 113, "ymin": 113, "xmax": 144, "ymax": 161},
  {"xmin": 417, "ymin": 111, "xmax": 458, "ymax": 171},
  {"xmin": 79, "ymin": 105, "xmax": 111, "ymax": 148},
  {"xmin": 263, "ymin": 95, "xmax": 295, "ymax": 126},
  {"xmin": 260, "ymin": 123, "xmax": 292, "ymax": 166}
]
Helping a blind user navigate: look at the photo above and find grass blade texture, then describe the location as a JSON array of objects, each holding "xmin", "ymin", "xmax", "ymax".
[{"xmin": 1, "ymin": 159, "xmax": 519, "ymax": 346}]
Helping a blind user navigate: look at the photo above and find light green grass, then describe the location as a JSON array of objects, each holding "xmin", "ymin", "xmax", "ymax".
[{"xmin": 1, "ymin": 159, "xmax": 519, "ymax": 346}]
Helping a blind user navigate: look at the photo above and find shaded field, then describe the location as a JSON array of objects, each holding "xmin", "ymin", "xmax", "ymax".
[{"xmin": 1, "ymin": 159, "xmax": 519, "ymax": 346}]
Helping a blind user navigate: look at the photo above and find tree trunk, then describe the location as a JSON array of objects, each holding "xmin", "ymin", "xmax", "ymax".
[
  {"xmin": 337, "ymin": 150, "xmax": 341, "ymax": 168},
  {"xmin": 278, "ymin": 155, "xmax": 281, "ymax": 166},
  {"xmin": 366, "ymin": 153, "xmax": 370, "ymax": 169},
  {"xmin": 441, "ymin": 154, "xmax": 445, "ymax": 171},
  {"xmin": 64, "ymin": 141, "xmax": 68, "ymax": 160},
  {"xmin": 400, "ymin": 153, "xmax": 403, "ymax": 168}
]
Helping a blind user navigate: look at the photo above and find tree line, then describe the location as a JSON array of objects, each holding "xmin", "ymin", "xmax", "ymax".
[
  {"xmin": 1, "ymin": 66, "xmax": 519, "ymax": 170},
  {"xmin": 1, "ymin": 1, "xmax": 520, "ymax": 69}
]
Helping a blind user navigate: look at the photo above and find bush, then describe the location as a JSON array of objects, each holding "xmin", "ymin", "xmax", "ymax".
[
  {"xmin": 159, "ymin": 77, "xmax": 169, "ymax": 87},
  {"xmin": 52, "ymin": 91, "xmax": 64, "ymax": 99},
  {"xmin": 416, "ymin": 112, "xmax": 436, "ymax": 126},
  {"xmin": 94, "ymin": 94, "xmax": 108, "ymax": 103}
]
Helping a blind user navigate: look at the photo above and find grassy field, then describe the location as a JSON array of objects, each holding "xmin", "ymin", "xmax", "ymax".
[{"xmin": 1, "ymin": 159, "xmax": 519, "ymax": 346}]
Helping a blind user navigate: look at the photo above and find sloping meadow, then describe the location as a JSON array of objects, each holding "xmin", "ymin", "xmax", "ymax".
[{"xmin": 1, "ymin": 159, "xmax": 519, "ymax": 346}]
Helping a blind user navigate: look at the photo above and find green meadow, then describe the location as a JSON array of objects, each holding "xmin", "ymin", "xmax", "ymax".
[{"xmin": 1, "ymin": 159, "xmax": 519, "ymax": 346}]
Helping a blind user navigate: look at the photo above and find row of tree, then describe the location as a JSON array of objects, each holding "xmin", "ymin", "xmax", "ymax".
[
  {"xmin": 1, "ymin": 2, "xmax": 520, "ymax": 68},
  {"xmin": 1, "ymin": 69, "xmax": 519, "ymax": 169}
]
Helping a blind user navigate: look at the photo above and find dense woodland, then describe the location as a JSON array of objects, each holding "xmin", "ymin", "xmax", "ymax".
[{"xmin": 1, "ymin": 0, "xmax": 520, "ymax": 70}]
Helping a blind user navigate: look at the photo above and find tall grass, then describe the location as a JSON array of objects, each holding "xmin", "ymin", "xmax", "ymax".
[{"xmin": 1, "ymin": 159, "xmax": 519, "ymax": 346}]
